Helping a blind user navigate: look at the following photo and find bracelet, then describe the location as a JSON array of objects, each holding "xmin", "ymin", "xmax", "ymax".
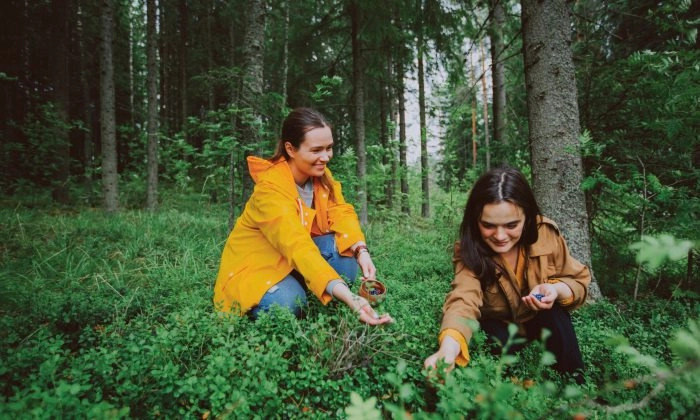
[{"xmin": 353, "ymin": 244, "xmax": 369, "ymax": 259}]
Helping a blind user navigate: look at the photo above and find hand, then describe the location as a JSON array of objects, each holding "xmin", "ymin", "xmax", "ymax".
[
  {"xmin": 353, "ymin": 295, "xmax": 394, "ymax": 325},
  {"xmin": 331, "ymin": 283, "xmax": 393, "ymax": 325},
  {"xmin": 521, "ymin": 283, "xmax": 557, "ymax": 311},
  {"xmin": 356, "ymin": 251, "xmax": 376, "ymax": 280},
  {"xmin": 424, "ymin": 335, "xmax": 460, "ymax": 373}
]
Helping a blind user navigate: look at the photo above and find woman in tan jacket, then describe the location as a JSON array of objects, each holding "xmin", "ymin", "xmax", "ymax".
[{"xmin": 424, "ymin": 167, "xmax": 590, "ymax": 381}]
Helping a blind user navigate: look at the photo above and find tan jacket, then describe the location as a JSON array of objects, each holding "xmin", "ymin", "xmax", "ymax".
[{"xmin": 440, "ymin": 217, "xmax": 590, "ymax": 344}]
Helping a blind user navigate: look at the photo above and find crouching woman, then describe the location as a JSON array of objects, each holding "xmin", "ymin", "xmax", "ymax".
[
  {"xmin": 424, "ymin": 167, "xmax": 590, "ymax": 380},
  {"xmin": 213, "ymin": 107, "xmax": 392, "ymax": 325}
]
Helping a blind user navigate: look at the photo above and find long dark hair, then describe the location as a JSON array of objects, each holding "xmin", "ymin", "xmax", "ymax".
[
  {"xmin": 458, "ymin": 167, "xmax": 541, "ymax": 288},
  {"xmin": 270, "ymin": 107, "xmax": 335, "ymax": 199}
]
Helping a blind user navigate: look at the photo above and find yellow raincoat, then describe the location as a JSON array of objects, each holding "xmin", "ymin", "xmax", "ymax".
[{"xmin": 213, "ymin": 156, "xmax": 365, "ymax": 314}]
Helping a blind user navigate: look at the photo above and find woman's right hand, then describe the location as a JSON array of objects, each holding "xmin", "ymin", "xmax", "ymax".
[
  {"xmin": 423, "ymin": 335, "xmax": 461, "ymax": 372},
  {"xmin": 331, "ymin": 282, "xmax": 393, "ymax": 325}
]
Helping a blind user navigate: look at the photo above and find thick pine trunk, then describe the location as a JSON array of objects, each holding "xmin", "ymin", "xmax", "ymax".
[
  {"xmin": 521, "ymin": 0, "xmax": 601, "ymax": 300},
  {"xmin": 350, "ymin": 1, "xmax": 368, "ymax": 225},
  {"xmin": 100, "ymin": 0, "xmax": 119, "ymax": 212},
  {"xmin": 146, "ymin": 0, "xmax": 159, "ymax": 211},
  {"xmin": 489, "ymin": 0, "xmax": 507, "ymax": 148},
  {"xmin": 230, "ymin": 0, "xmax": 266, "ymax": 230}
]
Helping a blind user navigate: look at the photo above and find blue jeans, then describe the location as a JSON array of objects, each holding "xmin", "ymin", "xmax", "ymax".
[{"xmin": 249, "ymin": 234, "xmax": 357, "ymax": 318}]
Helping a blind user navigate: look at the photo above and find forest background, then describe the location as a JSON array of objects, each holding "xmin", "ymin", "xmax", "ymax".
[{"xmin": 0, "ymin": 0, "xmax": 698, "ymax": 418}]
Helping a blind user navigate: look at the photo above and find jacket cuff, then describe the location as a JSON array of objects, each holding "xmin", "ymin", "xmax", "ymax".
[
  {"xmin": 439, "ymin": 329, "xmax": 470, "ymax": 366},
  {"xmin": 547, "ymin": 278, "xmax": 575, "ymax": 307}
]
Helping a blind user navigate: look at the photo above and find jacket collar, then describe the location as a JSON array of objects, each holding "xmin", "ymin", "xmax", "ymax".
[{"xmin": 529, "ymin": 216, "xmax": 559, "ymax": 257}]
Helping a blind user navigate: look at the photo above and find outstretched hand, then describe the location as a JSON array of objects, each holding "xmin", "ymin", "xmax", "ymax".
[
  {"xmin": 354, "ymin": 296, "xmax": 393, "ymax": 325},
  {"xmin": 423, "ymin": 335, "xmax": 460, "ymax": 373},
  {"xmin": 521, "ymin": 283, "xmax": 557, "ymax": 311},
  {"xmin": 331, "ymin": 282, "xmax": 393, "ymax": 325}
]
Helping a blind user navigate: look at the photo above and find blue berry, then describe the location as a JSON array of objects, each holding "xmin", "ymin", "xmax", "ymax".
[{"xmin": 533, "ymin": 293, "xmax": 544, "ymax": 301}]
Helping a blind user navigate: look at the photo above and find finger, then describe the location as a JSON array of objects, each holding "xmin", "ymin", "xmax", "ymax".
[{"xmin": 376, "ymin": 314, "xmax": 394, "ymax": 324}]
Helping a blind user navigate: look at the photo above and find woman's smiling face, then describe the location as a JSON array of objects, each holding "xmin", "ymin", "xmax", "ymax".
[
  {"xmin": 285, "ymin": 125, "xmax": 334, "ymax": 186},
  {"xmin": 478, "ymin": 201, "xmax": 526, "ymax": 255}
]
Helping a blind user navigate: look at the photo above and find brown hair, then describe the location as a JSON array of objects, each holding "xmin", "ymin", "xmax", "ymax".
[
  {"xmin": 270, "ymin": 107, "xmax": 335, "ymax": 200},
  {"xmin": 459, "ymin": 167, "xmax": 541, "ymax": 288}
]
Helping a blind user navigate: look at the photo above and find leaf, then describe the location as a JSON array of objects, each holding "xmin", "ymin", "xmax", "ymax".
[
  {"xmin": 540, "ymin": 351, "xmax": 556, "ymax": 367},
  {"xmin": 345, "ymin": 392, "xmax": 382, "ymax": 420}
]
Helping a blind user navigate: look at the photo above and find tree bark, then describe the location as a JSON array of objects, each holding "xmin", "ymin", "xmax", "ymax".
[
  {"xmin": 230, "ymin": 0, "xmax": 266, "ymax": 230},
  {"xmin": 480, "ymin": 39, "xmax": 491, "ymax": 171},
  {"xmin": 51, "ymin": 0, "xmax": 71, "ymax": 204},
  {"xmin": 179, "ymin": 0, "xmax": 188, "ymax": 135},
  {"xmin": 521, "ymin": 0, "xmax": 601, "ymax": 300},
  {"xmin": 489, "ymin": 0, "xmax": 507, "ymax": 147},
  {"xmin": 396, "ymin": 54, "xmax": 409, "ymax": 215},
  {"xmin": 350, "ymin": 0, "xmax": 368, "ymax": 225},
  {"xmin": 77, "ymin": 2, "xmax": 94, "ymax": 184},
  {"xmin": 205, "ymin": 0, "xmax": 214, "ymax": 111},
  {"xmin": 146, "ymin": 0, "xmax": 159, "ymax": 211},
  {"xmin": 470, "ymin": 52, "xmax": 478, "ymax": 168},
  {"xmin": 100, "ymin": 0, "xmax": 119, "ymax": 212},
  {"xmin": 418, "ymin": 26, "xmax": 430, "ymax": 218}
]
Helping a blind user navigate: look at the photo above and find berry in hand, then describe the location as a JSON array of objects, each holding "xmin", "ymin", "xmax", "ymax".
[{"xmin": 533, "ymin": 293, "xmax": 544, "ymax": 301}]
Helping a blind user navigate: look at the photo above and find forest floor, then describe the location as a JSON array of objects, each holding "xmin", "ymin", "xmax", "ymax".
[{"xmin": 1, "ymin": 191, "xmax": 698, "ymax": 418}]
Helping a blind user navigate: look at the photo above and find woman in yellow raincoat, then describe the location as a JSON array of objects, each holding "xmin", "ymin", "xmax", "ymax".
[{"xmin": 213, "ymin": 108, "xmax": 392, "ymax": 325}]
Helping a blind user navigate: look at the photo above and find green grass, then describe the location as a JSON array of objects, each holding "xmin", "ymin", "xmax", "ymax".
[{"xmin": 1, "ymin": 193, "xmax": 698, "ymax": 418}]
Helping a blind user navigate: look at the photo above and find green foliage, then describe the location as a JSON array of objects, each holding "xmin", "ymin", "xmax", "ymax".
[
  {"xmin": 1, "ymin": 102, "xmax": 75, "ymax": 190},
  {"xmin": 1, "ymin": 194, "xmax": 698, "ymax": 418},
  {"xmin": 630, "ymin": 235, "xmax": 697, "ymax": 271}
]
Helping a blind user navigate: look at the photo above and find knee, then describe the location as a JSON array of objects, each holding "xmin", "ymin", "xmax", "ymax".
[{"xmin": 270, "ymin": 289, "xmax": 307, "ymax": 316}]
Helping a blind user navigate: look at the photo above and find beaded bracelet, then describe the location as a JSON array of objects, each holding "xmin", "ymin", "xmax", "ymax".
[{"xmin": 353, "ymin": 244, "xmax": 369, "ymax": 259}]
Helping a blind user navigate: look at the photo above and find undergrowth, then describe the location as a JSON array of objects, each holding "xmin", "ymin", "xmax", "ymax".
[{"xmin": 0, "ymin": 193, "xmax": 698, "ymax": 418}]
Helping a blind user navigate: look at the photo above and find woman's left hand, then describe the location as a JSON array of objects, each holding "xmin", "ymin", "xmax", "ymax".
[
  {"xmin": 522, "ymin": 283, "xmax": 557, "ymax": 311},
  {"xmin": 356, "ymin": 251, "xmax": 376, "ymax": 280}
]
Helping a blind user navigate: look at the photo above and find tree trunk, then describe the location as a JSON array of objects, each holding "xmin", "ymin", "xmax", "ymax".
[
  {"xmin": 418, "ymin": 28, "xmax": 430, "ymax": 218},
  {"xmin": 386, "ymin": 50, "xmax": 396, "ymax": 209},
  {"xmin": 100, "ymin": 0, "xmax": 119, "ymax": 212},
  {"xmin": 230, "ymin": 0, "xmax": 266, "ymax": 230},
  {"xmin": 280, "ymin": 0, "xmax": 289, "ymax": 110},
  {"xmin": 396, "ymin": 54, "xmax": 409, "ymax": 215},
  {"xmin": 470, "ymin": 52, "xmax": 478, "ymax": 168},
  {"xmin": 521, "ymin": 0, "xmax": 601, "ymax": 300},
  {"xmin": 480, "ymin": 39, "xmax": 491, "ymax": 171},
  {"xmin": 77, "ymin": 2, "xmax": 94, "ymax": 184},
  {"xmin": 490, "ymin": 0, "xmax": 507, "ymax": 147},
  {"xmin": 350, "ymin": 0, "xmax": 368, "ymax": 225},
  {"xmin": 179, "ymin": 0, "xmax": 188, "ymax": 136},
  {"xmin": 52, "ymin": 0, "xmax": 71, "ymax": 204},
  {"xmin": 206, "ymin": 0, "xmax": 214, "ymax": 111},
  {"xmin": 146, "ymin": 0, "xmax": 159, "ymax": 211}
]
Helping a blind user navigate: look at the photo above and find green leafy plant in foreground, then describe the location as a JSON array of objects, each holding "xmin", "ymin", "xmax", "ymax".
[{"xmin": 1, "ymin": 196, "xmax": 698, "ymax": 418}]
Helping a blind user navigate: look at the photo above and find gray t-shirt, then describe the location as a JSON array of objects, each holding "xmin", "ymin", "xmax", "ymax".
[{"xmin": 296, "ymin": 178, "xmax": 314, "ymax": 208}]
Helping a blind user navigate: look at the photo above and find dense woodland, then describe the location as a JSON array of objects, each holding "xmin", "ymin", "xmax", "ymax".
[{"xmin": 1, "ymin": 0, "xmax": 699, "ymax": 418}]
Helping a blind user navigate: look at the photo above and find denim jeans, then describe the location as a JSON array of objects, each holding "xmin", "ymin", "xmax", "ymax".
[{"xmin": 249, "ymin": 234, "xmax": 357, "ymax": 318}]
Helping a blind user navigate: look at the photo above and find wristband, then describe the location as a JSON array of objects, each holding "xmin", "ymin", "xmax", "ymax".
[{"xmin": 353, "ymin": 244, "xmax": 369, "ymax": 259}]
